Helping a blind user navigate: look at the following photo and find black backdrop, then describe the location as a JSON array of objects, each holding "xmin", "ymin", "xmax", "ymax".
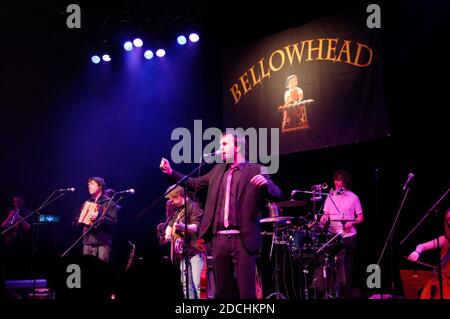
[{"xmin": 222, "ymin": 14, "xmax": 389, "ymax": 154}]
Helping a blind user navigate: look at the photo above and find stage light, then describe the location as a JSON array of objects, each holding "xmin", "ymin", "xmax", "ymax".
[
  {"xmin": 144, "ymin": 50, "xmax": 154, "ymax": 60},
  {"xmin": 133, "ymin": 38, "xmax": 143, "ymax": 48},
  {"xmin": 123, "ymin": 41, "xmax": 133, "ymax": 51},
  {"xmin": 156, "ymin": 49, "xmax": 166, "ymax": 57},
  {"xmin": 91, "ymin": 55, "xmax": 101, "ymax": 64},
  {"xmin": 177, "ymin": 35, "xmax": 187, "ymax": 45},
  {"xmin": 189, "ymin": 33, "xmax": 199, "ymax": 43},
  {"xmin": 102, "ymin": 54, "xmax": 111, "ymax": 62}
]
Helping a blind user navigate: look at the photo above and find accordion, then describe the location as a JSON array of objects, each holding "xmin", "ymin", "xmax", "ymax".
[{"xmin": 78, "ymin": 201, "xmax": 102, "ymax": 226}]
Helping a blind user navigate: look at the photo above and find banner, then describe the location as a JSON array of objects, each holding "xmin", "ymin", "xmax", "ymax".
[{"xmin": 222, "ymin": 15, "xmax": 389, "ymax": 154}]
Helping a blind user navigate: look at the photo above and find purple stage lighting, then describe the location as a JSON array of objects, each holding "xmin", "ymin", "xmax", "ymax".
[
  {"xmin": 123, "ymin": 41, "xmax": 133, "ymax": 51},
  {"xmin": 177, "ymin": 35, "xmax": 187, "ymax": 45},
  {"xmin": 133, "ymin": 38, "xmax": 143, "ymax": 48},
  {"xmin": 144, "ymin": 50, "xmax": 154, "ymax": 60},
  {"xmin": 156, "ymin": 49, "xmax": 166, "ymax": 57},
  {"xmin": 102, "ymin": 54, "xmax": 111, "ymax": 62},
  {"xmin": 189, "ymin": 33, "xmax": 199, "ymax": 43},
  {"xmin": 91, "ymin": 55, "xmax": 101, "ymax": 64}
]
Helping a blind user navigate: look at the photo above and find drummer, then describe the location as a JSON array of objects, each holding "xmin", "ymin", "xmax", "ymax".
[{"xmin": 319, "ymin": 170, "xmax": 364, "ymax": 298}]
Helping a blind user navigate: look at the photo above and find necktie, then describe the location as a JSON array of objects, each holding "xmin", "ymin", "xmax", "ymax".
[{"xmin": 223, "ymin": 166, "xmax": 237, "ymax": 228}]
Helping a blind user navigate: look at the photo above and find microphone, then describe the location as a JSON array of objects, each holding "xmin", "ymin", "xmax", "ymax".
[
  {"xmin": 114, "ymin": 189, "xmax": 135, "ymax": 195},
  {"xmin": 57, "ymin": 188, "xmax": 75, "ymax": 192},
  {"xmin": 203, "ymin": 150, "xmax": 221, "ymax": 158},
  {"xmin": 402, "ymin": 173, "xmax": 414, "ymax": 191},
  {"xmin": 336, "ymin": 188, "xmax": 345, "ymax": 195}
]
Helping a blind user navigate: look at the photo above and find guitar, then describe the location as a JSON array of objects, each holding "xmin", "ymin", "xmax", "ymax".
[{"xmin": 170, "ymin": 209, "xmax": 186, "ymax": 263}]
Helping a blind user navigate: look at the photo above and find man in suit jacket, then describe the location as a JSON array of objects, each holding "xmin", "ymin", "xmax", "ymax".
[{"xmin": 160, "ymin": 132, "xmax": 282, "ymax": 298}]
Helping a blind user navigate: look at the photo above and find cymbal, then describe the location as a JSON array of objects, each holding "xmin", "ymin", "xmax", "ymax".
[
  {"xmin": 260, "ymin": 216, "xmax": 294, "ymax": 223},
  {"xmin": 276, "ymin": 199, "xmax": 309, "ymax": 207}
]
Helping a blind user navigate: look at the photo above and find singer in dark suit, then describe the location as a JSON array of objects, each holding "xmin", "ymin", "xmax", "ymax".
[{"xmin": 160, "ymin": 132, "xmax": 282, "ymax": 299}]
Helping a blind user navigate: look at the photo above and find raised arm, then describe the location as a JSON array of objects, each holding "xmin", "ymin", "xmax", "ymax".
[{"xmin": 160, "ymin": 157, "xmax": 213, "ymax": 191}]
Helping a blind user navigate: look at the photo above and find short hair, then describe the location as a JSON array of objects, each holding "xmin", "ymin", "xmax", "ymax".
[
  {"xmin": 333, "ymin": 170, "xmax": 352, "ymax": 189},
  {"xmin": 165, "ymin": 185, "xmax": 184, "ymax": 199},
  {"xmin": 285, "ymin": 75, "xmax": 297, "ymax": 88},
  {"xmin": 221, "ymin": 130, "xmax": 247, "ymax": 156},
  {"xmin": 88, "ymin": 177, "xmax": 106, "ymax": 191}
]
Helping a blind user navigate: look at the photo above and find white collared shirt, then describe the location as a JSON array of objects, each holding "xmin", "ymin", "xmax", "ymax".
[{"xmin": 323, "ymin": 190, "xmax": 363, "ymax": 238}]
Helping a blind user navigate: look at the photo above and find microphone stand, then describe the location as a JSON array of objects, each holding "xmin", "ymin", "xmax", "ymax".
[
  {"xmin": 1, "ymin": 190, "xmax": 68, "ymax": 299},
  {"xmin": 135, "ymin": 162, "xmax": 207, "ymax": 219},
  {"xmin": 376, "ymin": 185, "xmax": 413, "ymax": 297},
  {"xmin": 399, "ymin": 187, "xmax": 449, "ymax": 300},
  {"xmin": 60, "ymin": 195, "xmax": 124, "ymax": 258},
  {"xmin": 181, "ymin": 157, "xmax": 207, "ymax": 299},
  {"xmin": 400, "ymin": 188, "xmax": 450, "ymax": 245}
]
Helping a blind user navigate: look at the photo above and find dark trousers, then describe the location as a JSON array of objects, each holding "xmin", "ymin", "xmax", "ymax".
[
  {"xmin": 337, "ymin": 236, "xmax": 357, "ymax": 298},
  {"xmin": 83, "ymin": 244, "xmax": 111, "ymax": 263},
  {"xmin": 211, "ymin": 235, "xmax": 256, "ymax": 299}
]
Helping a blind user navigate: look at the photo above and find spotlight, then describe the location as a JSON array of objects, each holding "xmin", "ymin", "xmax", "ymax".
[
  {"xmin": 156, "ymin": 49, "xmax": 166, "ymax": 57},
  {"xmin": 144, "ymin": 50, "xmax": 154, "ymax": 60},
  {"xmin": 133, "ymin": 38, "xmax": 143, "ymax": 48},
  {"xmin": 91, "ymin": 55, "xmax": 101, "ymax": 64},
  {"xmin": 189, "ymin": 33, "xmax": 199, "ymax": 43},
  {"xmin": 102, "ymin": 54, "xmax": 111, "ymax": 62},
  {"xmin": 123, "ymin": 41, "xmax": 133, "ymax": 51},
  {"xmin": 177, "ymin": 35, "xmax": 187, "ymax": 45}
]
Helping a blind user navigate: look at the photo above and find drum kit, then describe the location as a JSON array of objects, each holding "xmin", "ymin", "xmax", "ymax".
[{"xmin": 261, "ymin": 184, "xmax": 351, "ymax": 299}]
